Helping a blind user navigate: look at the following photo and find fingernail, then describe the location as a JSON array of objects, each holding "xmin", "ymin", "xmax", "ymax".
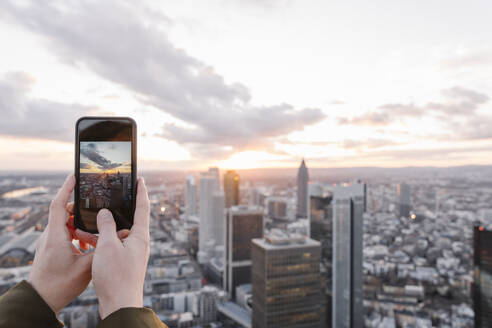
[{"xmin": 97, "ymin": 209, "xmax": 112, "ymax": 220}]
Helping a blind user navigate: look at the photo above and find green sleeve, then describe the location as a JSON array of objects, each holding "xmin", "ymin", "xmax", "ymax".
[
  {"xmin": 0, "ymin": 280, "xmax": 63, "ymax": 328},
  {"xmin": 98, "ymin": 307, "xmax": 167, "ymax": 328}
]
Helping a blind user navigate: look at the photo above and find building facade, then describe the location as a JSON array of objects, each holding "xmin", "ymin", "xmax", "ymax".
[
  {"xmin": 308, "ymin": 191, "xmax": 333, "ymax": 326},
  {"xmin": 297, "ymin": 159, "xmax": 309, "ymax": 218},
  {"xmin": 397, "ymin": 183, "xmax": 411, "ymax": 218},
  {"xmin": 185, "ymin": 174, "xmax": 197, "ymax": 217},
  {"xmin": 198, "ymin": 173, "xmax": 221, "ymax": 263},
  {"xmin": 473, "ymin": 226, "xmax": 492, "ymax": 327},
  {"xmin": 223, "ymin": 206, "xmax": 264, "ymax": 297},
  {"xmin": 224, "ymin": 170, "xmax": 240, "ymax": 208},
  {"xmin": 332, "ymin": 184, "xmax": 364, "ymax": 328},
  {"xmin": 267, "ymin": 197, "xmax": 288, "ymax": 220},
  {"xmin": 252, "ymin": 234, "xmax": 326, "ymax": 328}
]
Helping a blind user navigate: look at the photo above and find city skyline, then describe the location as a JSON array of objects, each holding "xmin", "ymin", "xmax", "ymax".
[
  {"xmin": 1, "ymin": 0, "xmax": 492, "ymax": 171},
  {"xmin": 0, "ymin": 159, "xmax": 489, "ymax": 326}
]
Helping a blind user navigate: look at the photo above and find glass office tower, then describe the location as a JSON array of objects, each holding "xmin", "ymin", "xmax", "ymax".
[
  {"xmin": 252, "ymin": 233, "xmax": 326, "ymax": 328},
  {"xmin": 473, "ymin": 226, "xmax": 492, "ymax": 327}
]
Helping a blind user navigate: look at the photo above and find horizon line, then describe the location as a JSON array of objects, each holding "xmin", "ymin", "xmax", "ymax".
[{"xmin": 1, "ymin": 163, "xmax": 491, "ymax": 174}]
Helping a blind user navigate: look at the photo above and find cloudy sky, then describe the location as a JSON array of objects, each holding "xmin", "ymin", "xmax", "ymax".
[
  {"xmin": 1, "ymin": 0, "xmax": 491, "ymax": 171},
  {"xmin": 80, "ymin": 142, "xmax": 131, "ymax": 173}
]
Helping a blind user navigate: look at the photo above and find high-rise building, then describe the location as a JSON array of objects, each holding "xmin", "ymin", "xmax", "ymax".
[
  {"xmin": 198, "ymin": 173, "xmax": 219, "ymax": 263},
  {"xmin": 212, "ymin": 191, "xmax": 225, "ymax": 247},
  {"xmin": 353, "ymin": 180, "xmax": 367, "ymax": 212},
  {"xmin": 248, "ymin": 188, "xmax": 260, "ymax": 206},
  {"xmin": 199, "ymin": 285, "xmax": 223, "ymax": 325},
  {"xmin": 473, "ymin": 226, "xmax": 492, "ymax": 327},
  {"xmin": 308, "ymin": 192, "xmax": 333, "ymax": 326},
  {"xmin": 252, "ymin": 232, "xmax": 326, "ymax": 328},
  {"xmin": 223, "ymin": 206, "xmax": 264, "ymax": 297},
  {"xmin": 297, "ymin": 159, "xmax": 309, "ymax": 218},
  {"xmin": 185, "ymin": 174, "xmax": 197, "ymax": 217},
  {"xmin": 266, "ymin": 197, "xmax": 288, "ymax": 220},
  {"xmin": 109, "ymin": 180, "xmax": 123, "ymax": 209},
  {"xmin": 224, "ymin": 170, "xmax": 240, "ymax": 208},
  {"xmin": 332, "ymin": 184, "xmax": 364, "ymax": 328},
  {"xmin": 208, "ymin": 167, "xmax": 220, "ymax": 190},
  {"xmin": 397, "ymin": 183, "xmax": 411, "ymax": 218}
]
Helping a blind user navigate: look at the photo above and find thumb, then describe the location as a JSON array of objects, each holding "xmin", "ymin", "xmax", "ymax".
[{"xmin": 97, "ymin": 209, "xmax": 118, "ymax": 244}]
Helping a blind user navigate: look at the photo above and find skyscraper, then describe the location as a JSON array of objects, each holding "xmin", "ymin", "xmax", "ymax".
[
  {"xmin": 208, "ymin": 167, "xmax": 220, "ymax": 190},
  {"xmin": 473, "ymin": 226, "xmax": 492, "ymax": 327},
  {"xmin": 332, "ymin": 184, "xmax": 364, "ymax": 328},
  {"xmin": 308, "ymin": 185, "xmax": 333, "ymax": 326},
  {"xmin": 198, "ymin": 173, "xmax": 219, "ymax": 263},
  {"xmin": 223, "ymin": 205, "xmax": 264, "ymax": 297},
  {"xmin": 185, "ymin": 174, "xmax": 197, "ymax": 217},
  {"xmin": 224, "ymin": 170, "xmax": 240, "ymax": 208},
  {"xmin": 212, "ymin": 191, "xmax": 225, "ymax": 247},
  {"xmin": 249, "ymin": 188, "xmax": 260, "ymax": 206},
  {"xmin": 266, "ymin": 197, "xmax": 288, "ymax": 220},
  {"xmin": 252, "ymin": 233, "xmax": 326, "ymax": 328},
  {"xmin": 297, "ymin": 159, "xmax": 309, "ymax": 218},
  {"xmin": 397, "ymin": 183, "xmax": 411, "ymax": 218}
]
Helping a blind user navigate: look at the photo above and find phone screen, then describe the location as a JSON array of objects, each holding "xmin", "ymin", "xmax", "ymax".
[{"xmin": 75, "ymin": 117, "xmax": 136, "ymax": 233}]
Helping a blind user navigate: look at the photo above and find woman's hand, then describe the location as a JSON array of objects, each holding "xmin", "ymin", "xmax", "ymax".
[
  {"xmin": 29, "ymin": 174, "xmax": 94, "ymax": 314},
  {"xmin": 88, "ymin": 178, "xmax": 150, "ymax": 319}
]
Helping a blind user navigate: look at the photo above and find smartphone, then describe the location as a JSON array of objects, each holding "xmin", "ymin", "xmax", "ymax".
[{"xmin": 74, "ymin": 117, "xmax": 137, "ymax": 233}]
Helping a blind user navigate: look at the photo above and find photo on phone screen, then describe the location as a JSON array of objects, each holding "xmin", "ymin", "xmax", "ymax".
[{"xmin": 75, "ymin": 117, "xmax": 136, "ymax": 233}]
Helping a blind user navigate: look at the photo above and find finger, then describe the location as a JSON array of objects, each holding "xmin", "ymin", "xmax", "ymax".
[
  {"xmin": 75, "ymin": 229, "xmax": 98, "ymax": 247},
  {"xmin": 117, "ymin": 229, "xmax": 130, "ymax": 240},
  {"xmin": 49, "ymin": 174, "xmax": 75, "ymax": 227},
  {"xmin": 66, "ymin": 202, "xmax": 74, "ymax": 215},
  {"xmin": 131, "ymin": 178, "xmax": 150, "ymax": 239},
  {"xmin": 96, "ymin": 209, "xmax": 119, "ymax": 245}
]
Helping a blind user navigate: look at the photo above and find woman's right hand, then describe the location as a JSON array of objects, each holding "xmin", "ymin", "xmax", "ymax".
[{"xmin": 83, "ymin": 177, "xmax": 150, "ymax": 319}]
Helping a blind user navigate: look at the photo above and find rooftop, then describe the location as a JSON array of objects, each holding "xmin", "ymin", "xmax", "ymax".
[{"xmin": 252, "ymin": 231, "xmax": 320, "ymax": 250}]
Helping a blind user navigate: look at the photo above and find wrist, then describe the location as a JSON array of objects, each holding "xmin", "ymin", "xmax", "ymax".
[
  {"xmin": 28, "ymin": 278, "xmax": 62, "ymax": 314},
  {"xmin": 98, "ymin": 295, "xmax": 143, "ymax": 319}
]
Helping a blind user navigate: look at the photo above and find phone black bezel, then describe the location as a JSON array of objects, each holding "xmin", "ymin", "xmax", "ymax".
[{"xmin": 74, "ymin": 116, "xmax": 137, "ymax": 233}]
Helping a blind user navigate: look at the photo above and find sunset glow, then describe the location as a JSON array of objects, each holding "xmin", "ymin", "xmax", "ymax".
[{"xmin": 0, "ymin": 1, "xmax": 491, "ymax": 171}]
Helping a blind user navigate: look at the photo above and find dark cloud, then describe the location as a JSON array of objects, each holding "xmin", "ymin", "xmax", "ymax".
[
  {"xmin": 0, "ymin": 72, "xmax": 97, "ymax": 141},
  {"xmin": 338, "ymin": 86, "xmax": 492, "ymax": 140},
  {"xmin": 80, "ymin": 143, "xmax": 122, "ymax": 170},
  {"xmin": 1, "ymin": 0, "xmax": 325, "ymax": 157},
  {"xmin": 80, "ymin": 162, "xmax": 93, "ymax": 170}
]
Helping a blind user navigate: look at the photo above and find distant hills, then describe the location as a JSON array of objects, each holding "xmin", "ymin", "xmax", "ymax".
[{"xmin": 2, "ymin": 165, "xmax": 492, "ymax": 182}]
